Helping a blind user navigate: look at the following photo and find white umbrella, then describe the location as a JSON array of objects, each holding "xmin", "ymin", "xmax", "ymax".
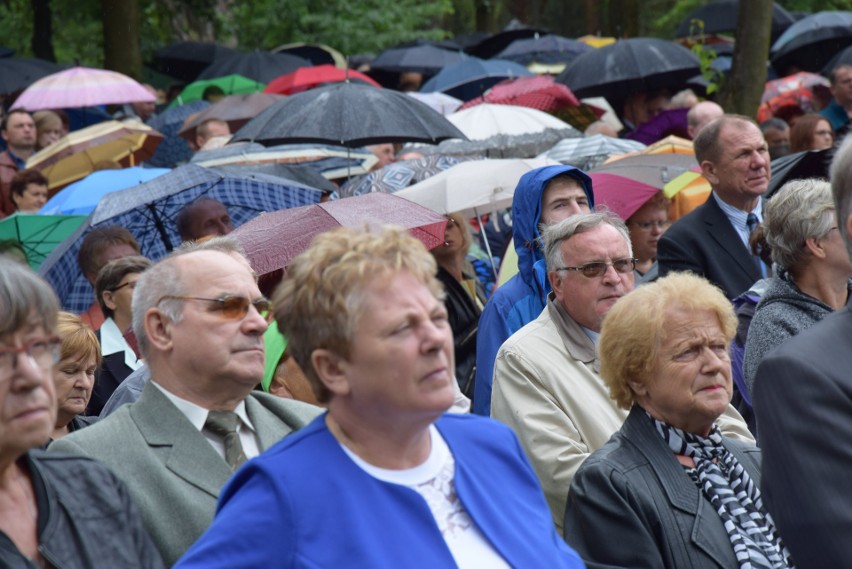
[
  {"xmin": 447, "ymin": 103, "xmax": 575, "ymax": 139},
  {"xmin": 540, "ymin": 134, "xmax": 646, "ymax": 171},
  {"xmin": 406, "ymin": 92, "xmax": 463, "ymax": 115}
]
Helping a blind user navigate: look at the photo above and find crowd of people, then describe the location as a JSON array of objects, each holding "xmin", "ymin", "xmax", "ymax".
[{"xmin": 2, "ymin": 50, "xmax": 852, "ymax": 569}]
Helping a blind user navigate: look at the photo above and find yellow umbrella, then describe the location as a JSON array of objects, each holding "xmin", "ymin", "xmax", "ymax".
[
  {"xmin": 641, "ymin": 135, "xmax": 694, "ymax": 155},
  {"xmin": 664, "ymin": 166, "xmax": 712, "ymax": 222},
  {"xmin": 577, "ymin": 35, "xmax": 616, "ymax": 48},
  {"xmin": 26, "ymin": 120, "xmax": 163, "ymax": 193}
]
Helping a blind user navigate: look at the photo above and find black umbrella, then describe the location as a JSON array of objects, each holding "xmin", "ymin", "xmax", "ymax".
[
  {"xmin": 271, "ymin": 43, "xmax": 345, "ymax": 67},
  {"xmin": 496, "ymin": 34, "xmax": 592, "ymax": 65},
  {"xmin": 465, "ymin": 27, "xmax": 547, "ymax": 59},
  {"xmin": 766, "ymin": 148, "xmax": 834, "ymax": 199},
  {"xmin": 232, "ymin": 82, "xmax": 468, "ymax": 147},
  {"xmin": 771, "ymin": 11, "xmax": 852, "ymax": 75},
  {"xmin": 370, "ymin": 44, "xmax": 465, "ymax": 74},
  {"xmin": 0, "ymin": 45, "xmax": 13, "ymax": 58},
  {"xmin": 556, "ymin": 38, "xmax": 700, "ymax": 100},
  {"xmin": 151, "ymin": 41, "xmax": 237, "ymax": 82},
  {"xmin": 197, "ymin": 51, "xmax": 311, "ymax": 84},
  {"xmin": 675, "ymin": 1, "xmax": 794, "ymax": 42},
  {"xmin": 0, "ymin": 57, "xmax": 67, "ymax": 95},
  {"xmin": 822, "ymin": 44, "xmax": 852, "ymax": 76}
]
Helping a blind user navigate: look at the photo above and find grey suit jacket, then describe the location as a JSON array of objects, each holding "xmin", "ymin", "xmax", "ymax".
[
  {"xmin": 563, "ymin": 405, "xmax": 762, "ymax": 569},
  {"xmin": 657, "ymin": 193, "xmax": 761, "ymax": 299},
  {"xmin": 49, "ymin": 381, "xmax": 322, "ymax": 567}
]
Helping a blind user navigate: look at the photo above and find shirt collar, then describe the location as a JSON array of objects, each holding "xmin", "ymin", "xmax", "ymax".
[
  {"xmin": 712, "ymin": 192, "xmax": 762, "ymax": 230},
  {"xmin": 150, "ymin": 382, "xmax": 255, "ymax": 434},
  {"xmin": 100, "ymin": 317, "xmax": 142, "ymax": 371}
]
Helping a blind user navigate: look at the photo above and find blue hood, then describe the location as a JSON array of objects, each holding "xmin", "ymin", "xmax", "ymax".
[{"xmin": 512, "ymin": 165, "xmax": 594, "ymax": 285}]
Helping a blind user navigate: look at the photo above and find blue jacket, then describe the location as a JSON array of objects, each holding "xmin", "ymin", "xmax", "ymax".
[
  {"xmin": 473, "ymin": 165, "xmax": 593, "ymax": 415},
  {"xmin": 820, "ymin": 99, "xmax": 850, "ymax": 131},
  {"xmin": 176, "ymin": 413, "xmax": 584, "ymax": 569}
]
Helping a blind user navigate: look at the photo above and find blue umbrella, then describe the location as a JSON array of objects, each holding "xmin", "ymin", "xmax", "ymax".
[
  {"xmin": 39, "ymin": 163, "xmax": 324, "ymax": 313},
  {"xmin": 146, "ymin": 100, "xmax": 210, "ymax": 168},
  {"xmin": 41, "ymin": 166, "xmax": 171, "ymax": 215},
  {"xmin": 420, "ymin": 57, "xmax": 533, "ymax": 102}
]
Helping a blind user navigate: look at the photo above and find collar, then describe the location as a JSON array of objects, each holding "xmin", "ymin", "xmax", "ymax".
[
  {"xmin": 712, "ymin": 192, "xmax": 762, "ymax": 249},
  {"xmin": 99, "ymin": 317, "xmax": 142, "ymax": 371},
  {"xmin": 5, "ymin": 149, "xmax": 27, "ymax": 170},
  {"xmin": 150, "ymin": 382, "xmax": 255, "ymax": 434},
  {"xmin": 545, "ymin": 293, "xmax": 598, "ymax": 369}
]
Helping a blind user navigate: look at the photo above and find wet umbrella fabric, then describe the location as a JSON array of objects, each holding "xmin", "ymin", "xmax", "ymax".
[
  {"xmin": 0, "ymin": 213, "xmax": 86, "ymax": 270},
  {"xmin": 496, "ymin": 35, "xmax": 592, "ymax": 66},
  {"xmin": 556, "ymin": 38, "xmax": 700, "ymax": 100},
  {"xmin": 0, "ymin": 57, "xmax": 67, "ymax": 95},
  {"xmin": 459, "ymin": 75, "xmax": 580, "ymax": 113},
  {"xmin": 40, "ymin": 167, "xmax": 171, "ymax": 215},
  {"xmin": 771, "ymin": 11, "xmax": 852, "ymax": 74},
  {"xmin": 177, "ymin": 93, "xmax": 285, "ymax": 142},
  {"xmin": 39, "ymin": 164, "xmax": 323, "ymax": 313},
  {"xmin": 338, "ymin": 155, "xmax": 479, "ymax": 197},
  {"xmin": 146, "ymin": 100, "xmax": 210, "ymax": 168},
  {"xmin": 231, "ymin": 192, "xmax": 448, "ymax": 276},
  {"xmin": 152, "ymin": 42, "xmax": 238, "ymax": 82},
  {"xmin": 232, "ymin": 82, "xmax": 467, "ymax": 147},
  {"xmin": 540, "ymin": 135, "xmax": 646, "ymax": 171},
  {"xmin": 263, "ymin": 65, "xmax": 380, "ymax": 95},
  {"xmin": 370, "ymin": 45, "xmax": 465, "ymax": 74},
  {"xmin": 169, "ymin": 75, "xmax": 266, "ymax": 107},
  {"xmin": 271, "ymin": 43, "xmax": 347, "ymax": 68},
  {"xmin": 215, "ymin": 163, "xmax": 338, "ymax": 194},
  {"xmin": 420, "ymin": 57, "xmax": 533, "ymax": 102},
  {"xmin": 766, "ymin": 148, "xmax": 833, "ymax": 199},
  {"xmin": 405, "ymin": 92, "xmax": 463, "ymax": 115},
  {"xmin": 197, "ymin": 51, "xmax": 310, "ymax": 84}
]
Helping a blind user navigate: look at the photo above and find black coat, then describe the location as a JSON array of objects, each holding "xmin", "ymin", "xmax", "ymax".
[
  {"xmin": 436, "ymin": 267, "xmax": 482, "ymax": 400},
  {"xmin": 90, "ymin": 329, "xmax": 135, "ymax": 416}
]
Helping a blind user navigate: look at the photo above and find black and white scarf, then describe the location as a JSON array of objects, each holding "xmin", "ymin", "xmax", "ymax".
[{"xmin": 650, "ymin": 414, "xmax": 794, "ymax": 569}]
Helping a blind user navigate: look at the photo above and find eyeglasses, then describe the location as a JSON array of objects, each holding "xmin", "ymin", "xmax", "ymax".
[
  {"xmin": 111, "ymin": 280, "xmax": 138, "ymax": 292},
  {"xmin": 631, "ymin": 220, "xmax": 669, "ymax": 231},
  {"xmin": 157, "ymin": 295, "xmax": 271, "ymax": 320},
  {"xmin": 0, "ymin": 337, "xmax": 61, "ymax": 378},
  {"xmin": 555, "ymin": 258, "xmax": 638, "ymax": 278}
]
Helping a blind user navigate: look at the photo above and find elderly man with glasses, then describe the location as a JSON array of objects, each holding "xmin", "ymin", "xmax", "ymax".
[
  {"xmin": 490, "ymin": 212, "xmax": 754, "ymax": 532},
  {"xmin": 50, "ymin": 244, "xmax": 321, "ymax": 566}
]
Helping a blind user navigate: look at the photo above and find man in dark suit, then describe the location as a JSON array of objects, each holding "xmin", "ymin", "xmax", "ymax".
[
  {"xmin": 752, "ymin": 136, "xmax": 852, "ymax": 568},
  {"xmin": 51, "ymin": 242, "xmax": 321, "ymax": 565},
  {"xmin": 657, "ymin": 115, "xmax": 770, "ymax": 298}
]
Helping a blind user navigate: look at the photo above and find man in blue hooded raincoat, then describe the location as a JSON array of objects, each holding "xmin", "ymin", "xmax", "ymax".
[{"xmin": 473, "ymin": 165, "xmax": 594, "ymax": 415}]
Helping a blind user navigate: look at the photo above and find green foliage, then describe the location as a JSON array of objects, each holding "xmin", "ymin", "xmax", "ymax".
[
  {"xmin": 685, "ymin": 20, "xmax": 724, "ymax": 95},
  {"xmin": 0, "ymin": 0, "xmax": 31, "ymax": 56}
]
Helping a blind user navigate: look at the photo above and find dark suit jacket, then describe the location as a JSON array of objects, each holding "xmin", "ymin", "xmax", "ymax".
[
  {"xmin": 753, "ymin": 307, "xmax": 852, "ymax": 569},
  {"xmin": 564, "ymin": 405, "xmax": 762, "ymax": 569},
  {"xmin": 657, "ymin": 193, "xmax": 761, "ymax": 299},
  {"xmin": 90, "ymin": 346, "xmax": 135, "ymax": 416},
  {"xmin": 49, "ymin": 380, "xmax": 322, "ymax": 566}
]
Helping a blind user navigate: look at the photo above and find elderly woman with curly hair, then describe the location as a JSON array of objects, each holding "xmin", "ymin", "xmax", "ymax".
[
  {"xmin": 563, "ymin": 272, "xmax": 793, "ymax": 569},
  {"xmin": 177, "ymin": 226, "xmax": 582, "ymax": 569}
]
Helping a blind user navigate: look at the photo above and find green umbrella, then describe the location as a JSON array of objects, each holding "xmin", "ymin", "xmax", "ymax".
[
  {"xmin": 0, "ymin": 213, "xmax": 87, "ymax": 270},
  {"xmin": 168, "ymin": 74, "xmax": 266, "ymax": 107},
  {"xmin": 262, "ymin": 319, "xmax": 288, "ymax": 392}
]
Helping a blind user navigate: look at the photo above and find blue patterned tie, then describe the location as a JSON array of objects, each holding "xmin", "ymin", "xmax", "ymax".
[{"xmin": 746, "ymin": 213, "xmax": 765, "ymax": 276}]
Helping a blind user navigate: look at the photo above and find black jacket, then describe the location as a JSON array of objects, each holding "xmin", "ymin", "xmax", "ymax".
[
  {"xmin": 436, "ymin": 267, "xmax": 483, "ymax": 400},
  {"xmin": 0, "ymin": 451, "xmax": 163, "ymax": 568}
]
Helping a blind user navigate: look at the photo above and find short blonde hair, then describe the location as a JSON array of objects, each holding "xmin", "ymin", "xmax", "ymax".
[
  {"xmin": 56, "ymin": 312, "xmax": 101, "ymax": 367},
  {"xmin": 272, "ymin": 225, "xmax": 444, "ymax": 403},
  {"xmin": 599, "ymin": 272, "xmax": 736, "ymax": 410}
]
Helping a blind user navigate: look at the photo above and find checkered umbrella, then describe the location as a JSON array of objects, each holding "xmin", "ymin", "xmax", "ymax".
[
  {"xmin": 338, "ymin": 155, "xmax": 481, "ymax": 197},
  {"xmin": 539, "ymin": 135, "xmax": 646, "ymax": 171},
  {"xmin": 39, "ymin": 164, "xmax": 323, "ymax": 313}
]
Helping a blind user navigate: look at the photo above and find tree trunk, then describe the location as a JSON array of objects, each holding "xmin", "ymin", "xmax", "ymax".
[
  {"xmin": 584, "ymin": 0, "xmax": 599, "ymax": 36},
  {"xmin": 716, "ymin": 0, "xmax": 772, "ymax": 118},
  {"xmin": 30, "ymin": 0, "xmax": 56, "ymax": 62},
  {"xmin": 102, "ymin": 0, "xmax": 142, "ymax": 79}
]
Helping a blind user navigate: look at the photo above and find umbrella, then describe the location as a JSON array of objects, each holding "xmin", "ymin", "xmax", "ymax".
[
  {"xmin": 394, "ymin": 158, "xmax": 557, "ymax": 217},
  {"xmin": 624, "ymin": 108, "xmax": 690, "ymax": 145},
  {"xmin": 190, "ymin": 142, "xmax": 378, "ymax": 179},
  {"xmin": 41, "ymin": 167, "xmax": 171, "ymax": 215},
  {"xmin": 370, "ymin": 44, "xmax": 465, "ymax": 74},
  {"xmin": 405, "ymin": 92, "xmax": 463, "ymax": 115},
  {"xmin": 146, "ymin": 100, "xmax": 210, "ymax": 168},
  {"xmin": 420, "ymin": 57, "xmax": 534, "ymax": 102},
  {"xmin": 169, "ymin": 74, "xmax": 266, "ymax": 107},
  {"xmin": 232, "ymin": 82, "xmax": 468, "ymax": 147},
  {"xmin": 771, "ymin": 11, "xmax": 852, "ymax": 74},
  {"xmin": 263, "ymin": 65, "xmax": 380, "ymax": 95},
  {"xmin": 177, "ymin": 93, "xmax": 285, "ymax": 142},
  {"xmin": 641, "ymin": 135, "xmax": 694, "ymax": 155},
  {"xmin": 766, "ymin": 148, "xmax": 833, "ymax": 199},
  {"xmin": 338, "ymin": 155, "xmax": 480, "ymax": 197},
  {"xmin": 231, "ymin": 192, "xmax": 448, "ymax": 276},
  {"xmin": 0, "ymin": 57, "xmax": 67, "ymax": 95},
  {"xmin": 196, "ymin": 51, "xmax": 310, "ymax": 84},
  {"xmin": 496, "ymin": 34, "xmax": 592, "ymax": 66},
  {"xmin": 465, "ymin": 27, "xmax": 546, "ymax": 59},
  {"xmin": 556, "ymin": 38, "xmax": 700, "ymax": 100},
  {"xmin": 761, "ymin": 72, "xmax": 831, "ymax": 102},
  {"xmin": 0, "ymin": 213, "xmax": 86, "ymax": 270},
  {"xmin": 39, "ymin": 164, "xmax": 324, "ymax": 313},
  {"xmin": 592, "ymin": 153, "xmax": 698, "ymax": 191},
  {"xmin": 675, "ymin": 1, "xmax": 795, "ymax": 42},
  {"xmin": 11, "ymin": 66, "xmax": 157, "ymax": 112},
  {"xmin": 459, "ymin": 75, "xmax": 580, "ymax": 112},
  {"xmin": 540, "ymin": 134, "xmax": 646, "ymax": 171},
  {"xmin": 822, "ymin": 44, "xmax": 852, "ymax": 76},
  {"xmin": 214, "ymin": 163, "xmax": 338, "ymax": 194},
  {"xmin": 151, "ymin": 41, "xmax": 238, "ymax": 81},
  {"xmin": 25, "ymin": 120, "xmax": 164, "ymax": 192},
  {"xmin": 271, "ymin": 43, "xmax": 347, "ymax": 68},
  {"xmin": 589, "ymin": 173, "xmax": 662, "ymax": 222}
]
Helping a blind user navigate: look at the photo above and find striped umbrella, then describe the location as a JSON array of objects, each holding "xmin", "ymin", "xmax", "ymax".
[{"xmin": 11, "ymin": 66, "xmax": 156, "ymax": 111}]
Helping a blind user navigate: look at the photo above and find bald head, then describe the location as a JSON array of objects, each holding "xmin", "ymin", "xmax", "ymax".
[{"xmin": 687, "ymin": 101, "xmax": 724, "ymax": 139}]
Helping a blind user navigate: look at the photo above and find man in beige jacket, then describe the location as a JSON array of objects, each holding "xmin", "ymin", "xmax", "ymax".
[{"xmin": 491, "ymin": 212, "xmax": 754, "ymax": 531}]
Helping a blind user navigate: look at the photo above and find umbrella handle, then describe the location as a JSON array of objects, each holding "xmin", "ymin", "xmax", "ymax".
[{"xmin": 474, "ymin": 208, "xmax": 499, "ymax": 280}]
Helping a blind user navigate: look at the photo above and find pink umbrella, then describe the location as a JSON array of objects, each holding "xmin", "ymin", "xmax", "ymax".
[
  {"xmin": 590, "ymin": 172, "xmax": 661, "ymax": 221},
  {"xmin": 11, "ymin": 66, "xmax": 156, "ymax": 111}
]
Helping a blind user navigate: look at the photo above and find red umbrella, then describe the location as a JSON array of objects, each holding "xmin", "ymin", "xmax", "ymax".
[
  {"xmin": 264, "ymin": 64, "xmax": 380, "ymax": 95},
  {"xmin": 231, "ymin": 192, "xmax": 447, "ymax": 276},
  {"xmin": 459, "ymin": 75, "xmax": 580, "ymax": 112},
  {"xmin": 758, "ymin": 71, "xmax": 831, "ymax": 122}
]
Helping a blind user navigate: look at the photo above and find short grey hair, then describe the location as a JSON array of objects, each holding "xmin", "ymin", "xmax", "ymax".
[
  {"xmin": 131, "ymin": 257, "xmax": 185, "ymax": 358},
  {"xmin": 831, "ymin": 135, "xmax": 852, "ymax": 258},
  {"xmin": 172, "ymin": 234, "xmax": 247, "ymax": 257},
  {"xmin": 693, "ymin": 114, "xmax": 757, "ymax": 165},
  {"xmin": 543, "ymin": 212, "xmax": 632, "ymax": 272},
  {"xmin": 764, "ymin": 179, "xmax": 835, "ymax": 272},
  {"xmin": 0, "ymin": 256, "xmax": 59, "ymax": 337}
]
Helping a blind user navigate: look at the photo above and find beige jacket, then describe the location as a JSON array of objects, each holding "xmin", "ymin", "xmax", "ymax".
[{"xmin": 491, "ymin": 295, "xmax": 754, "ymax": 531}]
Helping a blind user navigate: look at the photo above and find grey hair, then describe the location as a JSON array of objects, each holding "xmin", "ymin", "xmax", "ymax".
[
  {"xmin": 0, "ymin": 256, "xmax": 59, "ymax": 337},
  {"xmin": 831, "ymin": 135, "xmax": 852, "ymax": 258},
  {"xmin": 543, "ymin": 211, "xmax": 633, "ymax": 273},
  {"xmin": 131, "ymin": 257, "xmax": 185, "ymax": 357},
  {"xmin": 764, "ymin": 178, "xmax": 835, "ymax": 272},
  {"xmin": 693, "ymin": 114, "xmax": 757, "ymax": 165},
  {"xmin": 172, "ymin": 234, "xmax": 247, "ymax": 258}
]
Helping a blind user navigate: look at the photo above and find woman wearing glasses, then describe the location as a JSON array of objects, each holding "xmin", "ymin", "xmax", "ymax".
[
  {"xmin": 625, "ymin": 192, "xmax": 670, "ymax": 284},
  {"xmin": 0, "ymin": 256, "xmax": 163, "ymax": 568},
  {"xmin": 91, "ymin": 255, "xmax": 152, "ymax": 415}
]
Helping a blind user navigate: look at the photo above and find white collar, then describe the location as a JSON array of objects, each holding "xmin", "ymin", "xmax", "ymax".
[
  {"xmin": 150, "ymin": 381, "xmax": 255, "ymax": 434},
  {"xmin": 100, "ymin": 317, "xmax": 142, "ymax": 371}
]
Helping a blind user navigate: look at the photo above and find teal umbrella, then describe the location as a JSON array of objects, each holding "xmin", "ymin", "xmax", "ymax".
[{"xmin": 0, "ymin": 214, "xmax": 86, "ymax": 270}]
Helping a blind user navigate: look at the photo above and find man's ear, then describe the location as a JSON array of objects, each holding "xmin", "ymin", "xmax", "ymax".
[
  {"xmin": 700, "ymin": 160, "xmax": 719, "ymax": 186},
  {"xmin": 144, "ymin": 308, "xmax": 174, "ymax": 352},
  {"xmin": 548, "ymin": 270, "xmax": 564, "ymax": 301},
  {"xmin": 311, "ymin": 349, "xmax": 351, "ymax": 397}
]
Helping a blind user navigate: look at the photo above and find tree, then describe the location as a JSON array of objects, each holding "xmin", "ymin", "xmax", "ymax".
[
  {"xmin": 716, "ymin": 0, "xmax": 773, "ymax": 117},
  {"xmin": 31, "ymin": 0, "xmax": 55, "ymax": 61},
  {"xmin": 103, "ymin": 0, "xmax": 142, "ymax": 79}
]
